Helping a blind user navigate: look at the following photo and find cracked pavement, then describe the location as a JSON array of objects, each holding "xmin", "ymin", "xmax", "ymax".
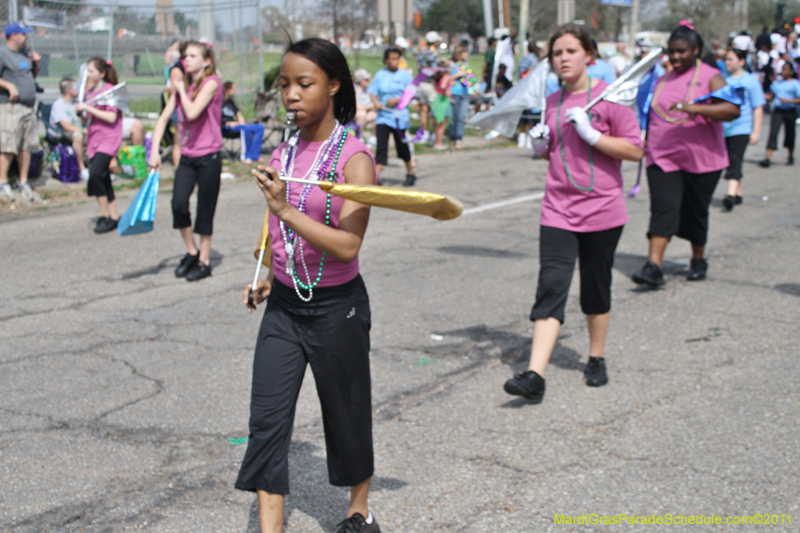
[{"xmin": 1, "ymin": 142, "xmax": 799, "ymax": 532}]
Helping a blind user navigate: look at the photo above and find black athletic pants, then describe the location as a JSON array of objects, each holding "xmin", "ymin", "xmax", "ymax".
[
  {"xmin": 172, "ymin": 151, "xmax": 222, "ymax": 235},
  {"xmin": 374, "ymin": 123, "xmax": 411, "ymax": 166},
  {"xmin": 235, "ymin": 275, "xmax": 374, "ymax": 495},
  {"xmin": 724, "ymin": 135, "xmax": 749, "ymax": 181},
  {"xmin": 646, "ymin": 165, "xmax": 722, "ymax": 246},
  {"xmin": 86, "ymin": 152, "xmax": 115, "ymax": 201},
  {"xmin": 530, "ymin": 225, "xmax": 624, "ymax": 324},
  {"xmin": 766, "ymin": 107, "xmax": 797, "ymax": 151}
]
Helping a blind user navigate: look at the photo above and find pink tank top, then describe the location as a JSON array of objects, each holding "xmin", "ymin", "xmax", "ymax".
[
  {"xmin": 178, "ymin": 75, "xmax": 223, "ymax": 157},
  {"xmin": 86, "ymin": 82, "xmax": 122, "ymax": 159},
  {"xmin": 268, "ymin": 132, "xmax": 377, "ymax": 288},
  {"xmin": 646, "ymin": 62, "xmax": 729, "ymax": 174}
]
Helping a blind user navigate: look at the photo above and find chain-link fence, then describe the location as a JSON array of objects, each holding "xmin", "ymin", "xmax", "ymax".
[{"xmin": 3, "ymin": 0, "xmax": 273, "ymax": 114}]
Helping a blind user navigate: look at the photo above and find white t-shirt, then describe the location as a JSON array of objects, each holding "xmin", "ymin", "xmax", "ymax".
[
  {"xmin": 607, "ymin": 54, "xmax": 629, "ymax": 77},
  {"xmin": 771, "ymin": 33, "xmax": 787, "ymax": 54},
  {"xmin": 48, "ymin": 97, "xmax": 79, "ymax": 138},
  {"xmin": 732, "ymin": 35, "xmax": 754, "ymax": 52}
]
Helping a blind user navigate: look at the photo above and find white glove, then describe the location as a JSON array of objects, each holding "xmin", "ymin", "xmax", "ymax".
[
  {"xmin": 528, "ymin": 123, "xmax": 551, "ymax": 156},
  {"xmin": 565, "ymin": 107, "xmax": 601, "ymax": 146}
]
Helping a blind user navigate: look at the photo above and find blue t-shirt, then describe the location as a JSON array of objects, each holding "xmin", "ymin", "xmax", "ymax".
[
  {"xmin": 723, "ymin": 72, "xmax": 765, "ymax": 137},
  {"xmin": 367, "ymin": 68, "xmax": 413, "ymax": 129},
  {"xmin": 770, "ymin": 78, "xmax": 800, "ymax": 110},
  {"xmin": 587, "ymin": 59, "xmax": 615, "ymax": 84},
  {"xmin": 450, "ymin": 62, "xmax": 466, "ymax": 96}
]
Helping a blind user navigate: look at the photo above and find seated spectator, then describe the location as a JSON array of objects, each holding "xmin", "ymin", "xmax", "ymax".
[
  {"xmin": 495, "ymin": 63, "xmax": 513, "ymax": 97},
  {"xmin": 221, "ymin": 81, "xmax": 265, "ymax": 163},
  {"xmin": 354, "ymin": 68, "xmax": 377, "ymax": 144},
  {"xmin": 48, "ymin": 77, "xmax": 88, "ymax": 180}
]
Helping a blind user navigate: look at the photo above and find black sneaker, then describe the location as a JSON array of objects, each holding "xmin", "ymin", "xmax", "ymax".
[
  {"xmin": 175, "ymin": 252, "xmax": 200, "ymax": 278},
  {"xmin": 335, "ymin": 513, "xmax": 381, "ymax": 533},
  {"xmin": 584, "ymin": 357, "xmax": 608, "ymax": 387},
  {"xmin": 687, "ymin": 258, "xmax": 708, "ymax": 281},
  {"xmin": 94, "ymin": 217, "xmax": 118, "ymax": 234},
  {"xmin": 722, "ymin": 195, "xmax": 734, "ymax": 211},
  {"xmin": 788, "ymin": 156, "xmax": 795, "ymax": 165},
  {"xmin": 186, "ymin": 260, "xmax": 212, "ymax": 282},
  {"xmin": 632, "ymin": 261, "xmax": 665, "ymax": 287},
  {"xmin": 503, "ymin": 370, "xmax": 545, "ymax": 403},
  {"xmin": 758, "ymin": 159, "xmax": 771, "ymax": 168},
  {"xmin": 402, "ymin": 174, "xmax": 416, "ymax": 187},
  {"xmin": 734, "ymin": 195, "xmax": 743, "ymax": 205}
]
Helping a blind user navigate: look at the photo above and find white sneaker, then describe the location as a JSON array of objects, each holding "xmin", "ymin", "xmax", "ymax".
[
  {"xmin": 517, "ymin": 132, "xmax": 526, "ymax": 148},
  {"xmin": 0, "ymin": 182, "xmax": 14, "ymax": 202},
  {"xmin": 19, "ymin": 182, "xmax": 34, "ymax": 202},
  {"xmin": 418, "ymin": 130, "xmax": 431, "ymax": 145},
  {"xmin": 80, "ymin": 168, "xmax": 90, "ymax": 181},
  {"xmin": 110, "ymin": 173, "xmax": 118, "ymax": 182}
]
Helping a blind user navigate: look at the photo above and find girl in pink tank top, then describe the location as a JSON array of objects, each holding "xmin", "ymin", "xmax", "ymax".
[
  {"xmin": 148, "ymin": 41, "xmax": 223, "ymax": 282},
  {"xmin": 235, "ymin": 38, "xmax": 383, "ymax": 533},
  {"xmin": 74, "ymin": 57, "xmax": 123, "ymax": 234},
  {"xmin": 633, "ymin": 23, "xmax": 740, "ymax": 287}
]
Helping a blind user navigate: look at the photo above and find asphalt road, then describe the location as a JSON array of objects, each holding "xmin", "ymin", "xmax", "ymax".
[{"xmin": 1, "ymin": 141, "xmax": 799, "ymax": 532}]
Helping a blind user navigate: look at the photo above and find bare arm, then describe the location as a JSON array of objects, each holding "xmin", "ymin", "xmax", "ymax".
[
  {"xmin": 750, "ymin": 106, "xmax": 763, "ymax": 145},
  {"xmin": 74, "ymin": 103, "xmax": 118, "ymax": 124},
  {"xmin": 175, "ymin": 79, "xmax": 218, "ymax": 121},
  {"xmin": 0, "ymin": 79, "xmax": 19, "ymax": 102},
  {"xmin": 147, "ymin": 92, "xmax": 177, "ymax": 170},
  {"xmin": 671, "ymin": 75, "xmax": 740, "ymax": 121},
  {"xmin": 592, "ymin": 136, "xmax": 644, "ymax": 162},
  {"xmin": 252, "ymin": 151, "xmax": 375, "ymax": 264},
  {"xmin": 235, "ymin": 111, "xmax": 247, "ymax": 125},
  {"xmin": 59, "ymin": 119, "xmax": 81, "ymax": 133}
]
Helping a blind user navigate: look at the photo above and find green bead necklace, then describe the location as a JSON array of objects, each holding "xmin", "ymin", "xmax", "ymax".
[
  {"xmin": 557, "ymin": 76, "xmax": 594, "ymax": 193},
  {"xmin": 291, "ymin": 129, "xmax": 347, "ymax": 292}
]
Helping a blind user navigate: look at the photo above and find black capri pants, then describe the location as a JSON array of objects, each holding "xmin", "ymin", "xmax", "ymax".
[
  {"xmin": 646, "ymin": 165, "xmax": 722, "ymax": 247},
  {"xmin": 724, "ymin": 134, "xmax": 750, "ymax": 181},
  {"xmin": 86, "ymin": 152, "xmax": 115, "ymax": 201},
  {"xmin": 766, "ymin": 107, "xmax": 797, "ymax": 151},
  {"xmin": 374, "ymin": 123, "xmax": 411, "ymax": 166},
  {"xmin": 172, "ymin": 151, "xmax": 222, "ymax": 235},
  {"xmin": 235, "ymin": 275, "xmax": 373, "ymax": 495},
  {"xmin": 530, "ymin": 225, "xmax": 624, "ymax": 324}
]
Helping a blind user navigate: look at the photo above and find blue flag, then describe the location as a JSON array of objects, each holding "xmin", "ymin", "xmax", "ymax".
[
  {"xmin": 118, "ymin": 170, "xmax": 159, "ymax": 236},
  {"xmin": 636, "ymin": 67, "xmax": 658, "ymax": 131},
  {"xmin": 690, "ymin": 85, "xmax": 745, "ymax": 106}
]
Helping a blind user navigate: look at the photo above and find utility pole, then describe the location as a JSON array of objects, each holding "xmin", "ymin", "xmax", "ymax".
[
  {"xmin": 516, "ymin": 0, "xmax": 530, "ymax": 80},
  {"xmin": 482, "ymin": 0, "xmax": 494, "ymax": 38},
  {"xmin": 557, "ymin": 0, "xmax": 574, "ymax": 26},
  {"xmin": 9, "ymin": 0, "xmax": 19, "ymax": 22},
  {"xmin": 628, "ymin": 0, "xmax": 639, "ymax": 60}
]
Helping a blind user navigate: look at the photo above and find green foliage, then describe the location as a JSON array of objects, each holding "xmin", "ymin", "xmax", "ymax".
[{"xmin": 419, "ymin": 0, "xmax": 485, "ymax": 39}]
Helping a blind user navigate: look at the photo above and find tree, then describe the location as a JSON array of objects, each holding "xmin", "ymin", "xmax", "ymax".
[{"xmin": 419, "ymin": 0, "xmax": 485, "ymax": 39}]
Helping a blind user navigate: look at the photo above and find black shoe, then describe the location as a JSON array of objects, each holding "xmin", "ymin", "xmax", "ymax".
[
  {"xmin": 186, "ymin": 260, "xmax": 212, "ymax": 281},
  {"xmin": 335, "ymin": 513, "xmax": 381, "ymax": 533},
  {"xmin": 758, "ymin": 159, "xmax": 771, "ymax": 168},
  {"xmin": 788, "ymin": 157, "xmax": 795, "ymax": 165},
  {"xmin": 94, "ymin": 217, "xmax": 118, "ymax": 234},
  {"xmin": 632, "ymin": 261, "xmax": 665, "ymax": 287},
  {"xmin": 722, "ymin": 195, "xmax": 735, "ymax": 211},
  {"xmin": 503, "ymin": 370, "xmax": 545, "ymax": 403},
  {"xmin": 734, "ymin": 195, "xmax": 743, "ymax": 205},
  {"xmin": 584, "ymin": 357, "xmax": 608, "ymax": 387},
  {"xmin": 687, "ymin": 258, "xmax": 707, "ymax": 281},
  {"xmin": 175, "ymin": 252, "xmax": 200, "ymax": 278},
  {"xmin": 402, "ymin": 174, "xmax": 416, "ymax": 187}
]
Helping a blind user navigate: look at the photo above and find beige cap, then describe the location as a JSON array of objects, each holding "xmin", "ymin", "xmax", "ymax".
[
  {"xmin": 395, "ymin": 36, "xmax": 409, "ymax": 49},
  {"xmin": 425, "ymin": 31, "xmax": 443, "ymax": 44},
  {"xmin": 353, "ymin": 68, "xmax": 371, "ymax": 83}
]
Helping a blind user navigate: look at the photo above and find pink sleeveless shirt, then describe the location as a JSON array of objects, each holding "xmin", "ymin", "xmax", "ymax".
[
  {"xmin": 268, "ymin": 133, "xmax": 378, "ymax": 288},
  {"xmin": 178, "ymin": 75, "xmax": 223, "ymax": 157},
  {"xmin": 86, "ymin": 82, "xmax": 122, "ymax": 159},
  {"xmin": 646, "ymin": 62, "xmax": 729, "ymax": 174},
  {"xmin": 540, "ymin": 80, "xmax": 642, "ymax": 232}
]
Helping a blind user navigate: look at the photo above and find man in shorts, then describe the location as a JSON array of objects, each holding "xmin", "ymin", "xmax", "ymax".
[
  {"xmin": 48, "ymin": 77, "xmax": 89, "ymax": 180},
  {"xmin": 0, "ymin": 22, "xmax": 41, "ymax": 202},
  {"xmin": 416, "ymin": 31, "xmax": 443, "ymax": 145}
]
